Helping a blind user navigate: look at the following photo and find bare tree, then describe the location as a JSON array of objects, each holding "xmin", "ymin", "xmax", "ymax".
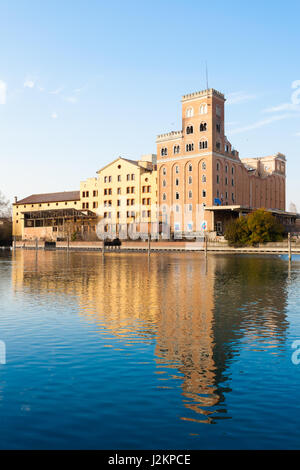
[
  {"xmin": 0, "ymin": 191, "xmax": 11, "ymax": 217},
  {"xmin": 289, "ymin": 202, "xmax": 298, "ymax": 213}
]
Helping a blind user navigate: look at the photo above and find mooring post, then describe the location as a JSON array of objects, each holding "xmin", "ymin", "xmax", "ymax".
[{"xmin": 288, "ymin": 232, "xmax": 292, "ymax": 262}]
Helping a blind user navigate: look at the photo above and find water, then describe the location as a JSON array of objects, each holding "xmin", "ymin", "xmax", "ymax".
[{"xmin": 0, "ymin": 249, "xmax": 299, "ymax": 449}]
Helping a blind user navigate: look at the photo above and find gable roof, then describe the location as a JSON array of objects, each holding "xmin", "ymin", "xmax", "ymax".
[
  {"xmin": 14, "ymin": 191, "xmax": 80, "ymax": 205},
  {"xmin": 97, "ymin": 156, "xmax": 139, "ymax": 173}
]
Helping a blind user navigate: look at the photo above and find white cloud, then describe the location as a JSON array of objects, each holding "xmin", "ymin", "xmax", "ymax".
[
  {"xmin": 263, "ymin": 102, "xmax": 300, "ymax": 113},
  {"xmin": 49, "ymin": 87, "xmax": 63, "ymax": 95},
  {"xmin": 229, "ymin": 113, "xmax": 300, "ymax": 135},
  {"xmin": 51, "ymin": 112, "xmax": 58, "ymax": 119},
  {"xmin": 226, "ymin": 91, "xmax": 257, "ymax": 105},
  {"xmin": 295, "ymin": 131, "xmax": 300, "ymax": 136},
  {"xmin": 24, "ymin": 79, "xmax": 35, "ymax": 89},
  {"xmin": 0, "ymin": 80, "xmax": 7, "ymax": 104},
  {"xmin": 64, "ymin": 96, "xmax": 78, "ymax": 104}
]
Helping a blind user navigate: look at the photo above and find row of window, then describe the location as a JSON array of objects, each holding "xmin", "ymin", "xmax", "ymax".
[
  {"xmin": 185, "ymin": 104, "xmax": 221, "ymax": 118},
  {"xmin": 17, "ymin": 201, "xmax": 77, "ymax": 210},
  {"xmin": 82, "ymin": 202, "xmax": 98, "ymax": 209},
  {"xmin": 103, "ymin": 186, "xmax": 151, "ymax": 196},
  {"xmin": 82, "ymin": 190, "xmax": 98, "ymax": 198},
  {"xmin": 162, "ymin": 162, "xmax": 206, "ymax": 175},
  {"xmin": 162, "ymin": 190, "xmax": 207, "ymax": 201},
  {"xmin": 104, "ymin": 174, "xmax": 136, "ymax": 183},
  {"xmin": 103, "ymin": 210, "xmax": 152, "ymax": 219},
  {"xmin": 161, "ymin": 141, "xmax": 209, "ymax": 156},
  {"xmin": 162, "ymin": 174, "xmax": 207, "ymax": 187}
]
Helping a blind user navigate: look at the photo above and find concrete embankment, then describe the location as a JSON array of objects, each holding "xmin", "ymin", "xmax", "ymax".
[{"xmin": 13, "ymin": 239, "xmax": 300, "ymax": 255}]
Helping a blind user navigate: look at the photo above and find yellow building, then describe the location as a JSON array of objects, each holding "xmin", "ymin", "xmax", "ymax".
[{"xmin": 96, "ymin": 154, "xmax": 157, "ymax": 238}]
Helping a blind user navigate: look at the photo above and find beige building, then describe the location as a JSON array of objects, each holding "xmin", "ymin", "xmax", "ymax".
[{"xmin": 96, "ymin": 154, "xmax": 157, "ymax": 238}]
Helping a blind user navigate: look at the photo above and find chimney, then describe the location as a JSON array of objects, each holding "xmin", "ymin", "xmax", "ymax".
[{"xmin": 14, "ymin": 196, "xmax": 17, "ymax": 203}]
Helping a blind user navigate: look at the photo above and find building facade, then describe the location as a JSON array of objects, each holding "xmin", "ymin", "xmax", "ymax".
[{"xmin": 157, "ymin": 88, "xmax": 286, "ymax": 234}]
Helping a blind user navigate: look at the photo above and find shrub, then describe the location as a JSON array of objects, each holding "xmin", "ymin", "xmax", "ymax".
[{"xmin": 224, "ymin": 209, "xmax": 284, "ymax": 247}]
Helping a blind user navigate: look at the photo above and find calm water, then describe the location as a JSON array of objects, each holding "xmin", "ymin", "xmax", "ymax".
[{"xmin": 0, "ymin": 249, "xmax": 299, "ymax": 449}]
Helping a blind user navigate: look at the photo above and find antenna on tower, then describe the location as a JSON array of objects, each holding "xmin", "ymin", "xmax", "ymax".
[{"xmin": 205, "ymin": 61, "xmax": 209, "ymax": 90}]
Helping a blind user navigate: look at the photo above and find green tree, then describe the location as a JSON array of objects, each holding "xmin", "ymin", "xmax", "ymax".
[{"xmin": 224, "ymin": 209, "xmax": 284, "ymax": 247}]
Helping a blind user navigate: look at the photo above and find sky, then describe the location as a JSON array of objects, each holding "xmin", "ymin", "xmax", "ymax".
[{"xmin": 0, "ymin": 0, "xmax": 300, "ymax": 211}]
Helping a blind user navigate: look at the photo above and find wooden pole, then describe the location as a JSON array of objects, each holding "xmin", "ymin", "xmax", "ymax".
[
  {"xmin": 148, "ymin": 236, "xmax": 151, "ymax": 256},
  {"xmin": 67, "ymin": 234, "xmax": 70, "ymax": 251},
  {"xmin": 35, "ymin": 237, "xmax": 38, "ymax": 250},
  {"xmin": 204, "ymin": 233, "xmax": 207, "ymax": 257},
  {"xmin": 288, "ymin": 232, "xmax": 292, "ymax": 262},
  {"xmin": 102, "ymin": 239, "xmax": 105, "ymax": 256}
]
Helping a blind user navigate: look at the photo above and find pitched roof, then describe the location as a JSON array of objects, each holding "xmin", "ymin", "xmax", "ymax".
[
  {"xmin": 15, "ymin": 191, "xmax": 80, "ymax": 205},
  {"xmin": 97, "ymin": 156, "xmax": 139, "ymax": 173}
]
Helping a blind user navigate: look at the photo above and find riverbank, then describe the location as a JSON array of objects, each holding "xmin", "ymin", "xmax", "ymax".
[{"xmin": 13, "ymin": 239, "xmax": 300, "ymax": 254}]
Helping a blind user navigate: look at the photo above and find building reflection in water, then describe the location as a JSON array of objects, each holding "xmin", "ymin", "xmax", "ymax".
[{"xmin": 11, "ymin": 250, "xmax": 289, "ymax": 424}]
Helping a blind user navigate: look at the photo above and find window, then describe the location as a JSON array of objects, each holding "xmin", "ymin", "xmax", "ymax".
[
  {"xmin": 162, "ymin": 179, "xmax": 166, "ymax": 187},
  {"xmin": 216, "ymin": 175, "xmax": 219, "ymax": 184},
  {"xmin": 188, "ymin": 163, "xmax": 192, "ymax": 172},
  {"xmin": 231, "ymin": 167, "xmax": 234, "ymax": 175},
  {"xmin": 202, "ymin": 175, "xmax": 206, "ymax": 183},
  {"xmin": 186, "ymin": 107, "xmax": 194, "ymax": 118},
  {"xmin": 199, "ymin": 103, "xmax": 207, "ymax": 114},
  {"xmin": 131, "ymin": 174, "xmax": 135, "ymax": 181},
  {"xmin": 82, "ymin": 191, "xmax": 85, "ymax": 197},
  {"xmin": 118, "ymin": 164, "xmax": 121, "ymax": 169},
  {"xmin": 232, "ymin": 179, "xmax": 234, "ymax": 186},
  {"xmin": 82, "ymin": 203, "xmax": 86, "ymax": 209},
  {"xmin": 117, "ymin": 188, "xmax": 121, "ymax": 194},
  {"xmin": 175, "ymin": 178, "xmax": 179, "ymax": 186},
  {"xmin": 225, "ymin": 164, "xmax": 228, "ymax": 173},
  {"xmin": 199, "ymin": 140, "xmax": 208, "ymax": 149},
  {"xmin": 232, "ymin": 193, "xmax": 235, "ymax": 202},
  {"xmin": 127, "ymin": 174, "xmax": 130, "ymax": 181},
  {"xmin": 225, "ymin": 191, "xmax": 228, "ymax": 199},
  {"xmin": 108, "ymin": 176, "xmax": 112, "ymax": 183},
  {"xmin": 200, "ymin": 122, "xmax": 207, "ymax": 132},
  {"xmin": 188, "ymin": 176, "xmax": 192, "ymax": 184},
  {"xmin": 131, "ymin": 187, "xmax": 135, "ymax": 193},
  {"xmin": 108, "ymin": 188, "xmax": 112, "ymax": 195},
  {"xmin": 188, "ymin": 190, "xmax": 192, "ymax": 199},
  {"xmin": 126, "ymin": 187, "xmax": 130, "ymax": 194},
  {"xmin": 93, "ymin": 202, "xmax": 98, "ymax": 209},
  {"xmin": 225, "ymin": 177, "xmax": 228, "ymax": 185},
  {"xmin": 188, "ymin": 204, "xmax": 192, "ymax": 212},
  {"xmin": 175, "ymin": 205, "xmax": 180, "ymax": 212},
  {"xmin": 86, "ymin": 203, "xmax": 89, "ymax": 209},
  {"xmin": 118, "ymin": 175, "xmax": 121, "ymax": 182},
  {"xmin": 202, "ymin": 190, "xmax": 206, "ymax": 198},
  {"xmin": 186, "ymin": 125, "xmax": 193, "ymax": 134},
  {"xmin": 161, "ymin": 147, "xmax": 168, "ymax": 156},
  {"xmin": 173, "ymin": 145, "xmax": 180, "ymax": 154},
  {"xmin": 175, "ymin": 166, "xmax": 179, "ymax": 174},
  {"xmin": 147, "ymin": 198, "xmax": 151, "ymax": 205},
  {"xmin": 131, "ymin": 199, "xmax": 134, "ymax": 205},
  {"xmin": 175, "ymin": 192, "xmax": 180, "ymax": 200},
  {"xmin": 147, "ymin": 186, "xmax": 151, "ymax": 192},
  {"xmin": 216, "ymin": 141, "xmax": 221, "ymax": 150},
  {"xmin": 93, "ymin": 190, "xmax": 98, "ymax": 197},
  {"xmin": 186, "ymin": 143, "xmax": 194, "ymax": 152},
  {"xmin": 216, "ymin": 123, "xmax": 221, "ymax": 133},
  {"xmin": 216, "ymin": 104, "xmax": 221, "ymax": 117},
  {"xmin": 104, "ymin": 176, "xmax": 107, "ymax": 183},
  {"xmin": 162, "ymin": 193, "xmax": 166, "ymax": 201},
  {"xmin": 202, "ymin": 161, "xmax": 206, "ymax": 170},
  {"xmin": 142, "ymin": 210, "xmax": 146, "ymax": 217},
  {"xmin": 117, "ymin": 212, "xmax": 120, "ymax": 218},
  {"xmin": 163, "ymin": 167, "xmax": 166, "ymax": 176},
  {"xmin": 225, "ymin": 144, "xmax": 229, "ymax": 152},
  {"xmin": 216, "ymin": 162, "xmax": 220, "ymax": 171},
  {"xmin": 117, "ymin": 200, "xmax": 121, "ymax": 206},
  {"xmin": 127, "ymin": 199, "xmax": 130, "ymax": 206},
  {"xmin": 86, "ymin": 191, "xmax": 89, "ymax": 197}
]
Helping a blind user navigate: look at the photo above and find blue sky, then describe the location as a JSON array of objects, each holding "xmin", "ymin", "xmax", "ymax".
[{"xmin": 0, "ymin": 0, "xmax": 299, "ymax": 210}]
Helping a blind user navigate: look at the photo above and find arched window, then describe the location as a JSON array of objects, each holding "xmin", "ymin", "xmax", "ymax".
[
  {"xmin": 202, "ymin": 161, "xmax": 206, "ymax": 170},
  {"xmin": 186, "ymin": 125, "xmax": 193, "ymax": 134},
  {"xmin": 188, "ymin": 190, "xmax": 192, "ymax": 199},
  {"xmin": 162, "ymin": 167, "xmax": 166, "ymax": 175},
  {"xmin": 175, "ymin": 192, "xmax": 180, "ymax": 200},
  {"xmin": 188, "ymin": 176, "xmax": 192, "ymax": 184},
  {"xmin": 202, "ymin": 175, "xmax": 206, "ymax": 183},
  {"xmin": 161, "ymin": 147, "xmax": 168, "ymax": 156},
  {"xmin": 175, "ymin": 165, "xmax": 179, "ymax": 174},
  {"xmin": 186, "ymin": 107, "xmax": 194, "ymax": 118},
  {"xmin": 216, "ymin": 162, "xmax": 220, "ymax": 171},
  {"xmin": 162, "ymin": 193, "xmax": 166, "ymax": 201},
  {"xmin": 186, "ymin": 143, "xmax": 194, "ymax": 152},
  {"xmin": 199, "ymin": 103, "xmax": 207, "ymax": 114},
  {"xmin": 199, "ymin": 140, "xmax": 208, "ymax": 149},
  {"xmin": 162, "ymin": 179, "xmax": 166, "ymax": 187},
  {"xmin": 188, "ymin": 163, "xmax": 193, "ymax": 172},
  {"xmin": 173, "ymin": 145, "xmax": 180, "ymax": 154},
  {"xmin": 200, "ymin": 122, "xmax": 207, "ymax": 132}
]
